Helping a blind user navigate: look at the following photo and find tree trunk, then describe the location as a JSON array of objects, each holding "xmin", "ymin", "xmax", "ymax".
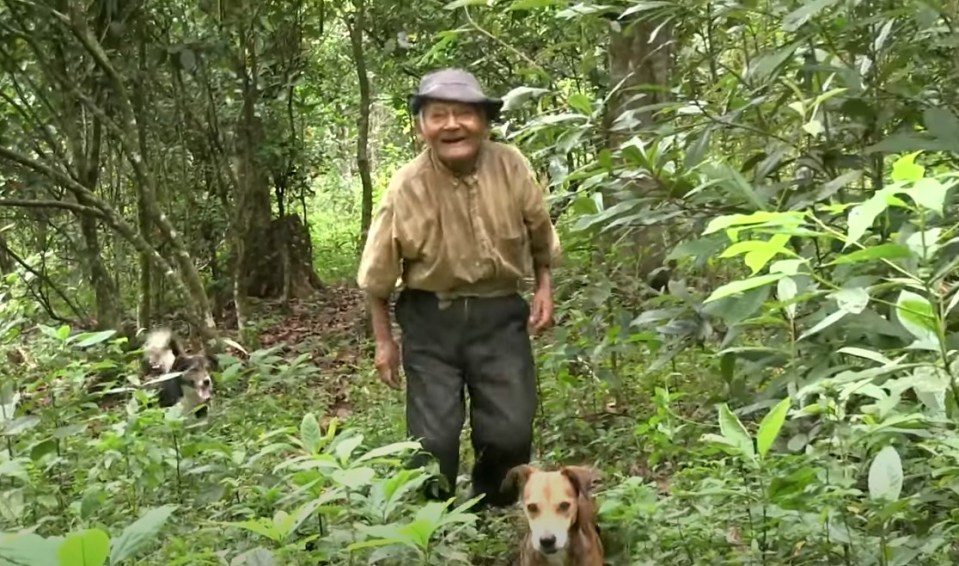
[
  {"xmin": 134, "ymin": 30, "xmax": 152, "ymax": 329},
  {"xmin": 606, "ymin": 17, "xmax": 675, "ymax": 279},
  {"xmin": 76, "ymin": 119, "xmax": 121, "ymax": 330},
  {"xmin": 349, "ymin": 0, "xmax": 375, "ymax": 252}
]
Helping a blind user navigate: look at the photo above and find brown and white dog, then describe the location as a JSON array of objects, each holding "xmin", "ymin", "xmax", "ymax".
[
  {"xmin": 504, "ymin": 464, "xmax": 604, "ymax": 566},
  {"xmin": 141, "ymin": 328, "xmax": 216, "ymax": 418}
]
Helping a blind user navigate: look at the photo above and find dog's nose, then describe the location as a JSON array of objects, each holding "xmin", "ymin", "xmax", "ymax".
[{"xmin": 539, "ymin": 534, "xmax": 556, "ymax": 550}]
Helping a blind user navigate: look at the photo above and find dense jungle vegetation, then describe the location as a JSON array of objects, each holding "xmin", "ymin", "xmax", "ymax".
[{"xmin": 2, "ymin": 0, "xmax": 959, "ymax": 564}]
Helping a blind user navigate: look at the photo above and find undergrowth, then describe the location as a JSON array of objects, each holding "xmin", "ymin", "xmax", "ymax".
[{"xmin": 3, "ymin": 154, "xmax": 959, "ymax": 565}]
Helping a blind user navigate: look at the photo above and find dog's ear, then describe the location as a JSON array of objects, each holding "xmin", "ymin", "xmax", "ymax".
[
  {"xmin": 171, "ymin": 355, "xmax": 191, "ymax": 372},
  {"xmin": 166, "ymin": 333, "xmax": 184, "ymax": 358},
  {"xmin": 560, "ymin": 465, "xmax": 602, "ymax": 497},
  {"xmin": 502, "ymin": 464, "xmax": 536, "ymax": 498},
  {"xmin": 205, "ymin": 352, "xmax": 219, "ymax": 372}
]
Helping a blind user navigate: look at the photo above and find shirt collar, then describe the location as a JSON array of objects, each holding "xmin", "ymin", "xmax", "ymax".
[{"xmin": 427, "ymin": 139, "xmax": 490, "ymax": 185}]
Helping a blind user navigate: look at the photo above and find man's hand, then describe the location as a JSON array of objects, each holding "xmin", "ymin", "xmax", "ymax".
[
  {"xmin": 374, "ymin": 338, "xmax": 402, "ymax": 389},
  {"xmin": 529, "ymin": 285, "xmax": 554, "ymax": 334}
]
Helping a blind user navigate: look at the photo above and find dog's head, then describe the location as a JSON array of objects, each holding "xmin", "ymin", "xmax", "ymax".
[
  {"xmin": 171, "ymin": 352, "xmax": 217, "ymax": 404},
  {"xmin": 504, "ymin": 464, "xmax": 601, "ymax": 556}
]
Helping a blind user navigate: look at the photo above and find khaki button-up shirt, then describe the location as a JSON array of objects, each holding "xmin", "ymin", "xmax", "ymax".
[{"xmin": 357, "ymin": 140, "xmax": 560, "ymax": 300}]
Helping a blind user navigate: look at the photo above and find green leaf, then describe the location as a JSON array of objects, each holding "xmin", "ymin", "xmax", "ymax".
[
  {"xmin": 829, "ymin": 243, "xmax": 912, "ymax": 265},
  {"xmin": 0, "ymin": 459, "xmax": 28, "ymax": 481},
  {"xmin": 501, "ymin": 86, "xmax": 550, "ymax": 112},
  {"xmin": 868, "ymin": 445, "xmax": 903, "ymax": 502},
  {"xmin": 747, "ymin": 41, "xmax": 800, "ymax": 81},
  {"xmin": 776, "ymin": 277, "xmax": 798, "ymax": 320},
  {"xmin": 891, "ymin": 152, "xmax": 925, "ymax": 183},
  {"xmin": 69, "ymin": 330, "xmax": 117, "ymax": 348},
  {"xmin": 508, "ymin": 0, "xmax": 560, "ymax": 9},
  {"xmin": 58, "ymin": 529, "xmax": 109, "ymax": 566},
  {"xmin": 703, "ymin": 211, "xmax": 804, "ymax": 235},
  {"xmin": 334, "ymin": 433, "xmax": 364, "ymax": 466},
  {"xmin": 905, "ymin": 227, "xmax": 943, "ymax": 261},
  {"xmin": 903, "ymin": 177, "xmax": 951, "ymax": 216},
  {"xmin": 833, "ymin": 287, "xmax": 870, "ymax": 314},
  {"xmin": 566, "ymin": 93, "xmax": 593, "ymax": 115},
  {"xmin": 299, "ymin": 413, "xmax": 323, "ymax": 454},
  {"xmin": 798, "ymin": 309, "xmax": 847, "ymax": 341},
  {"xmin": 231, "ymin": 547, "xmax": 277, "ymax": 566},
  {"xmin": 922, "ymin": 106, "xmax": 959, "ymax": 150},
  {"xmin": 443, "ymin": 0, "xmax": 489, "ymax": 9},
  {"xmin": 782, "ymin": 0, "xmax": 840, "ymax": 31},
  {"xmin": 108, "ymin": 505, "xmax": 177, "ymax": 564},
  {"xmin": 354, "ymin": 440, "xmax": 422, "ymax": 464},
  {"xmin": 895, "ymin": 290, "xmax": 939, "ymax": 346},
  {"xmin": 756, "ymin": 398, "xmax": 791, "ymax": 460},
  {"xmin": 717, "ymin": 404, "xmax": 754, "ymax": 460},
  {"xmin": 845, "ymin": 190, "xmax": 892, "ymax": 247},
  {"xmin": 704, "ymin": 273, "xmax": 785, "ymax": 303}
]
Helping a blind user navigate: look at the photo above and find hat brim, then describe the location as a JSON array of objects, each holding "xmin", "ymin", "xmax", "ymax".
[{"xmin": 408, "ymin": 93, "xmax": 504, "ymax": 122}]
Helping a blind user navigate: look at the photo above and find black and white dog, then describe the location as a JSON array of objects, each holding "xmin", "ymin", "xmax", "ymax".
[{"xmin": 141, "ymin": 328, "xmax": 217, "ymax": 418}]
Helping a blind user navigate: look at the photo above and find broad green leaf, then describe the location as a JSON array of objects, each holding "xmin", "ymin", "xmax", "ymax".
[
  {"xmin": 58, "ymin": 529, "xmax": 109, "ymax": 566},
  {"xmin": 332, "ymin": 466, "xmax": 376, "ymax": 490},
  {"xmin": 717, "ymin": 404, "xmax": 754, "ymax": 460},
  {"xmin": 903, "ymin": 178, "xmax": 950, "ymax": 216},
  {"xmin": 922, "ymin": 106, "xmax": 959, "ymax": 150},
  {"xmin": 845, "ymin": 193, "xmax": 890, "ymax": 247},
  {"xmin": 895, "ymin": 290, "xmax": 939, "ymax": 345},
  {"xmin": 0, "ymin": 459, "xmax": 28, "ymax": 482},
  {"xmin": 108, "ymin": 505, "xmax": 177, "ymax": 564},
  {"xmin": 231, "ymin": 547, "xmax": 277, "ymax": 566},
  {"xmin": 354, "ymin": 440, "xmax": 422, "ymax": 464},
  {"xmin": 830, "ymin": 243, "xmax": 912, "ymax": 265},
  {"xmin": 299, "ymin": 413, "xmax": 323, "ymax": 454},
  {"xmin": 703, "ymin": 211, "xmax": 804, "ymax": 235},
  {"xmin": 891, "ymin": 152, "xmax": 925, "ymax": 183},
  {"xmin": 501, "ymin": 86, "xmax": 550, "ymax": 111},
  {"xmin": 756, "ymin": 398, "xmax": 791, "ymax": 460},
  {"xmin": 776, "ymin": 277, "xmax": 798, "ymax": 320},
  {"xmin": 705, "ymin": 273, "xmax": 785, "ymax": 303},
  {"xmin": 905, "ymin": 227, "xmax": 942, "ymax": 260},
  {"xmin": 748, "ymin": 41, "xmax": 800, "ymax": 81},
  {"xmin": 566, "ymin": 93, "xmax": 593, "ymax": 116},
  {"xmin": 802, "ymin": 119, "xmax": 824, "ymax": 136},
  {"xmin": 619, "ymin": 0, "xmax": 672, "ymax": 18},
  {"xmin": 837, "ymin": 347, "xmax": 894, "ymax": 366},
  {"xmin": 798, "ymin": 310, "xmax": 847, "ymax": 341},
  {"xmin": 782, "ymin": 0, "xmax": 841, "ymax": 31},
  {"xmin": 833, "ymin": 287, "xmax": 870, "ymax": 314},
  {"xmin": 334, "ymin": 433, "xmax": 364, "ymax": 466},
  {"xmin": 744, "ymin": 233, "xmax": 792, "ymax": 274},
  {"xmin": 69, "ymin": 330, "xmax": 117, "ymax": 348},
  {"xmin": 868, "ymin": 445, "xmax": 903, "ymax": 502},
  {"xmin": 443, "ymin": 0, "xmax": 489, "ymax": 8},
  {"xmin": 508, "ymin": 0, "xmax": 561, "ymax": 9},
  {"xmin": 770, "ymin": 259, "xmax": 805, "ymax": 275},
  {"xmin": 0, "ymin": 531, "xmax": 62, "ymax": 565}
]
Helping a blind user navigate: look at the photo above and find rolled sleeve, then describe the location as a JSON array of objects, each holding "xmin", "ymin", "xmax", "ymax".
[
  {"xmin": 357, "ymin": 191, "xmax": 402, "ymax": 298},
  {"xmin": 516, "ymin": 159, "xmax": 560, "ymax": 271}
]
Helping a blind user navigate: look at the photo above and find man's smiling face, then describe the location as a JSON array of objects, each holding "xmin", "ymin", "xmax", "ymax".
[{"xmin": 417, "ymin": 100, "xmax": 488, "ymax": 172}]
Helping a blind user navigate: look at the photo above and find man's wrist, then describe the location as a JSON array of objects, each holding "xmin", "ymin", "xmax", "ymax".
[{"xmin": 534, "ymin": 266, "xmax": 552, "ymax": 291}]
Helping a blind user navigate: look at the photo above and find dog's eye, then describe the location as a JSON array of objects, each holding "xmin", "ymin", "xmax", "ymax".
[
  {"xmin": 558, "ymin": 501, "xmax": 571, "ymax": 512},
  {"xmin": 526, "ymin": 503, "xmax": 539, "ymax": 514}
]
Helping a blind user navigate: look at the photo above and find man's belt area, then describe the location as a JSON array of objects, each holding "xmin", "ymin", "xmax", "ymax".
[{"xmin": 402, "ymin": 279, "xmax": 521, "ymax": 309}]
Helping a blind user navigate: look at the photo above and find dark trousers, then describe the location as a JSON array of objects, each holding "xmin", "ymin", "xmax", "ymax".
[{"xmin": 394, "ymin": 288, "xmax": 538, "ymax": 508}]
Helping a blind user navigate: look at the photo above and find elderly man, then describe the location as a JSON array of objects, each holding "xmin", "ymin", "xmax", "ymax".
[{"xmin": 357, "ymin": 68, "xmax": 560, "ymax": 508}]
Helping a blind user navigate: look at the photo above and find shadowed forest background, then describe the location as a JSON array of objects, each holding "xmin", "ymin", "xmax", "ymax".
[{"xmin": 3, "ymin": 0, "xmax": 959, "ymax": 564}]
